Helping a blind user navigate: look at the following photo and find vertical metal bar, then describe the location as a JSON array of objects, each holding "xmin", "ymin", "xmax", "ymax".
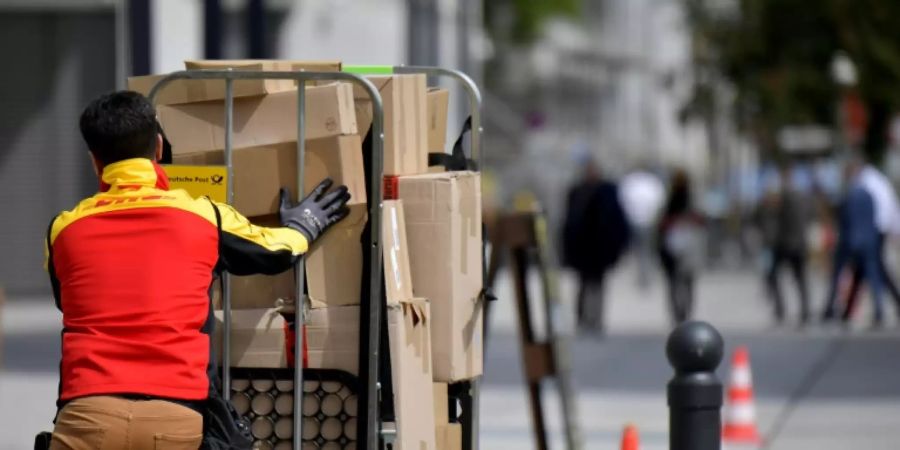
[
  {"xmin": 222, "ymin": 77, "xmax": 234, "ymax": 399},
  {"xmin": 114, "ymin": 0, "xmax": 129, "ymax": 88},
  {"xmin": 293, "ymin": 79, "xmax": 308, "ymax": 450},
  {"xmin": 128, "ymin": 0, "xmax": 152, "ymax": 76},
  {"xmin": 203, "ymin": 0, "xmax": 223, "ymax": 59},
  {"xmin": 358, "ymin": 82, "xmax": 385, "ymax": 450}
]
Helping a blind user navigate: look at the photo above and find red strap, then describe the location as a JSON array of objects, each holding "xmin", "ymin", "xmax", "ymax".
[{"xmin": 284, "ymin": 322, "xmax": 308, "ymax": 368}]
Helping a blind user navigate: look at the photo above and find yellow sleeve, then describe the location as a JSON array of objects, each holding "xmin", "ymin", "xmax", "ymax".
[{"xmin": 212, "ymin": 201, "xmax": 308, "ymax": 276}]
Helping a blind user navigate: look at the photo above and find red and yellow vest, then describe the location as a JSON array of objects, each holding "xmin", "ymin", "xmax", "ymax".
[{"xmin": 46, "ymin": 158, "xmax": 306, "ymax": 402}]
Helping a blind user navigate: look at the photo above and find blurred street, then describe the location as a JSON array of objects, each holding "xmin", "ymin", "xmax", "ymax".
[
  {"xmin": 479, "ymin": 257, "xmax": 900, "ymax": 450},
  {"xmin": 4, "ymin": 259, "xmax": 900, "ymax": 449}
]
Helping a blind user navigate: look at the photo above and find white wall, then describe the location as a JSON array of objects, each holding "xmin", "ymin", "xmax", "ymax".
[
  {"xmin": 278, "ymin": 0, "xmax": 407, "ymax": 64},
  {"xmin": 151, "ymin": 0, "xmax": 203, "ymax": 73}
]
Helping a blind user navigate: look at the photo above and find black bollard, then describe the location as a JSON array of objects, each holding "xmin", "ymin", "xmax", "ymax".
[{"xmin": 666, "ymin": 320, "xmax": 724, "ymax": 450}]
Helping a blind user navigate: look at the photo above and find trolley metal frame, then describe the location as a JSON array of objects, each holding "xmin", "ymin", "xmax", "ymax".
[
  {"xmin": 148, "ymin": 70, "xmax": 385, "ymax": 450},
  {"xmin": 148, "ymin": 65, "xmax": 485, "ymax": 450}
]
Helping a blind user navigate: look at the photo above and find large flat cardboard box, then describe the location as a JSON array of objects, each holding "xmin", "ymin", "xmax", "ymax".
[
  {"xmin": 158, "ymin": 83, "xmax": 357, "ymax": 154},
  {"xmin": 211, "ymin": 270, "xmax": 295, "ymax": 310},
  {"xmin": 213, "ymin": 308, "xmax": 287, "ymax": 368},
  {"xmin": 436, "ymin": 423, "xmax": 462, "ymax": 450},
  {"xmin": 433, "ymin": 382, "xmax": 449, "ymax": 424},
  {"xmin": 398, "ymin": 171, "xmax": 483, "ymax": 382},
  {"xmin": 186, "ymin": 59, "xmax": 343, "ymax": 88},
  {"xmin": 127, "ymin": 60, "xmax": 342, "ymax": 106},
  {"xmin": 427, "ymin": 88, "xmax": 449, "ymax": 154},
  {"xmin": 171, "ymin": 135, "xmax": 367, "ymax": 217},
  {"xmin": 306, "ymin": 300, "xmax": 436, "ymax": 450},
  {"xmin": 382, "ymin": 200, "xmax": 413, "ymax": 305},
  {"xmin": 352, "ymin": 75, "xmax": 428, "ymax": 175},
  {"xmin": 128, "ymin": 74, "xmax": 272, "ymax": 107},
  {"xmin": 185, "ymin": 59, "xmax": 341, "ymax": 73},
  {"xmin": 305, "ymin": 203, "xmax": 368, "ymax": 309}
]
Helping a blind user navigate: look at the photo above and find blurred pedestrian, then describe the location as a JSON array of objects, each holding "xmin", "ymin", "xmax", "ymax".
[
  {"xmin": 841, "ymin": 163, "xmax": 900, "ymax": 321},
  {"xmin": 822, "ymin": 157, "xmax": 885, "ymax": 327},
  {"xmin": 620, "ymin": 165, "xmax": 666, "ymax": 289},
  {"xmin": 761, "ymin": 165, "xmax": 811, "ymax": 326},
  {"xmin": 657, "ymin": 169, "xmax": 704, "ymax": 324},
  {"xmin": 562, "ymin": 160, "xmax": 631, "ymax": 334}
]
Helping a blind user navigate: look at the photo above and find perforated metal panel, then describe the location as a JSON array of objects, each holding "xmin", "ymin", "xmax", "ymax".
[
  {"xmin": 0, "ymin": 11, "xmax": 114, "ymax": 294},
  {"xmin": 231, "ymin": 368, "xmax": 359, "ymax": 449}
]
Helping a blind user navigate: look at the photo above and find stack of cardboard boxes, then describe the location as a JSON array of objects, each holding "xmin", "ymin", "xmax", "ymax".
[{"xmin": 129, "ymin": 60, "xmax": 482, "ymax": 450}]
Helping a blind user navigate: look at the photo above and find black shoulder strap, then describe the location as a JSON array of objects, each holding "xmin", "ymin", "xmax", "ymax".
[
  {"xmin": 46, "ymin": 216, "xmax": 62, "ymax": 311},
  {"xmin": 206, "ymin": 198, "xmax": 224, "ymax": 274},
  {"xmin": 428, "ymin": 116, "xmax": 477, "ymax": 171},
  {"xmin": 158, "ymin": 121, "xmax": 173, "ymax": 164}
]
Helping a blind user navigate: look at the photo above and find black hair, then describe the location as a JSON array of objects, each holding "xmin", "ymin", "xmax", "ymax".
[{"xmin": 79, "ymin": 91, "xmax": 158, "ymax": 165}]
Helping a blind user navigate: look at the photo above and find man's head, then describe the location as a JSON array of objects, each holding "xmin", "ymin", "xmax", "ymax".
[{"xmin": 79, "ymin": 91, "xmax": 162, "ymax": 171}]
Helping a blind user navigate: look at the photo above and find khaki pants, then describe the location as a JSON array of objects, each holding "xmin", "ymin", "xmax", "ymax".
[{"xmin": 50, "ymin": 396, "xmax": 202, "ymax": 450}]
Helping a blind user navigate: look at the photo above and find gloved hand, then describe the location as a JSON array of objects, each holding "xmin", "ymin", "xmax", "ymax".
[{"xmin": 279, "ymin": 178, "xmax": 351, "ymax": 244}]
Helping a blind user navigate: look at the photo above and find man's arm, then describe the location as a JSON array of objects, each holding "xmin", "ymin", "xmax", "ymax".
[
  {"xmin": 213, "ymin": 177, "xmax": 350, "ymax": 276},
  {"xmin": 213, "ymin": 201, "xmax": 308, "ymax": 276}
]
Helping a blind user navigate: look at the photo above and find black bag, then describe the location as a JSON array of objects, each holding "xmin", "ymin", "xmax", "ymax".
[
  {"xmin": 201, "ymin": 386, "xmax": 253, "ymax": 450},
  {"xmin": 33, "ymin": 431, "xmax": 52, "ymax": 450},
  {"xmin": 428, "ymin": 116, "xmax": 478, "ymax": 171}
]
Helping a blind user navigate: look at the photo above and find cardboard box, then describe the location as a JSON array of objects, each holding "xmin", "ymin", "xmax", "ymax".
[
  {"xmin": 207, "ymin": 202, "xmax": 366, "ymax": 312},
  {"xmin": 128, "ymin": 73, "xmax": 273, "ymax": 106},
  {"xmin": 209, "ymin": 203, "xmax": 367, "ymax": 310},
  {"xmin": 304, "ymin": 305, "xmax": 360, "ymax": 375},
  {"xmin": 130, "ymin": 61, "xmax": 342, "ymax": 106},
  {"xmin": 436, "ymin": 423, "xmax": 462, "ymax": 450},
  {"xmin": 158, "ymin": 83, "xmax": 357, "ymax": 154},
  {"xmin": 398, "ymin": 171, "xmax": 483, "ymax": 382},
  {"xmin": 433, "ymin": 382, "xmax": 449, "ymax": 424},
  {"xmin": 213, "ymin": 270, "xmax": 296, "ymax": 310},
  {"xmin": 426, "ymin": 88, "xmax": 449, "ymax": 154},
  {"xmin": 305, "ymin": 203, "xmax": 368, "ymax": 309},
  {"xmin": 171, "ymin": 135, "xmax": 367, "ymax": 217},
  {"xmin": 306, "ymin": 300, "xmax": 436, "ymax": 450},
  {"xmin": 213, "ymin": 308, "xmax": 287, "ymax": 368},
  {"xmin": 382, "ymin": 200, "xmax": 413, "ymax": 304},
  {"xmin": 352, "ymin": 75, "xmax": 428, "ymax": 175}
]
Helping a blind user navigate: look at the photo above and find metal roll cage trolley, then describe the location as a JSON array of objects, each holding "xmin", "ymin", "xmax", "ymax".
[{"xmin": 149, "ymin": 65, "xmax": 484, "ymax": 450}]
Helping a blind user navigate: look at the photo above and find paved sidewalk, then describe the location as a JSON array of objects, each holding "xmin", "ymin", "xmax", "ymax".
[
  {"xmin": 480, "ymin": 260, "xmax": 900, "ymax": 450},
  {"xmin": 2, "ymin": 261, "xmax": 899, "ymax": 449}
]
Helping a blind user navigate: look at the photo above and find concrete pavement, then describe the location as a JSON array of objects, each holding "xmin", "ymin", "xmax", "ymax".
[
  {"xmin": 2, "ymin": 260, "xmax": 899, "ymax": 449},
  {"xmin": 480, "ymin": 259, "xmax": 900, "ymax": 449}
]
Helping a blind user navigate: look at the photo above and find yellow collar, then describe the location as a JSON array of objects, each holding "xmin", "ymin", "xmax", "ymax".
[{"xmin": 100, "ymin": 158, "xmax": 169, "ymax": 192}]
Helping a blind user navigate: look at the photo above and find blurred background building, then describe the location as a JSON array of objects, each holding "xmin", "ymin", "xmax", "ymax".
[
  {"xmin": 5, "ymin": 1, "xmax": 900, "ymax": 449},
  {"xmin": 0, "ymin": 0, "xmax": 751, "ymax": 294}
]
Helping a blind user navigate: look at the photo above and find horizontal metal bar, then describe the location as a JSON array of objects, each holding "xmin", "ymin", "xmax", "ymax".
[{"xmin": 147, "ymin": 69, "xmax": 381, "ymax": 102}]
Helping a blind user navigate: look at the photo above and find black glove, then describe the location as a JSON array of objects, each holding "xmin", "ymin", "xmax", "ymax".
[{"xmin": 279, "ymin": 178, "xmax": 351, "ymax": 244}]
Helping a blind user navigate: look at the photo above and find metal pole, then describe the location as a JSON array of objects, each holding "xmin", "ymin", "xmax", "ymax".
[
  {"xmin": 666, "ymin": 321, "xmax": 724, "ymax": 450},
  {"xmin": 360, "ymin": 88, "xmax": 385, "ymax": 450},
  {"xmin": 222, "ymin": 76, "xmax": 235, "ymax": 400},
  {"xmin": 292, "ymin": 80, "xmax": 307, "ymax": 450},
  {"xmin": 114, "ymin": 0, "xmax": 129, "ymax": 88}
]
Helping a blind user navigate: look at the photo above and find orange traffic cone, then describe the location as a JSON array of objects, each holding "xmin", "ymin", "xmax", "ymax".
[
  {"xmin": 722, "ymin": 346, "xmax": 762, "ymax": 445},
  {"xmin": 620, "ymin": 423, "xmax": 640, "ymax": 450}
]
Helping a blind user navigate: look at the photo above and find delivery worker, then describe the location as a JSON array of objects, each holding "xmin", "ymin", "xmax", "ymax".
[{"xmin": 45, "ymin": 91, "xmax": 350, "ymax": 449}]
